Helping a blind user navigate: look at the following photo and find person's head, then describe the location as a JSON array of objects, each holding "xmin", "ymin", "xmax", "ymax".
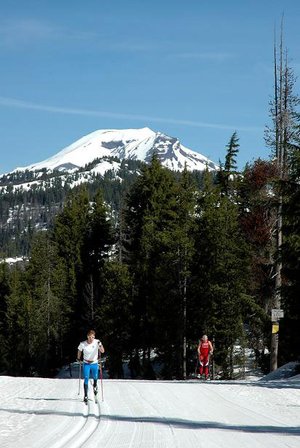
[
  {"xmin": 202, "ymin": 335, "xmax": 208, "ymax": 342},
  {"xmin": 87, "ymin": 329, "xmax": 96, "ymax": 342}
]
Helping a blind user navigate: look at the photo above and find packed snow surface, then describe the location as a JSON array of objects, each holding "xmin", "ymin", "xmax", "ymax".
[{"xmin": 1, "ymin": 372, "xmax": 300, "ymax": 447}]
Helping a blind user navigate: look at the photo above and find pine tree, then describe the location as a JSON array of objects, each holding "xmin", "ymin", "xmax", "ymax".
[
  {"xmin": 82, "ymin": 189, "xmax": 113, "ymax": 328},
  {"xmin": 238, "ymin": 159, "xmax": 277, "ymax": 371},
  {"xmin": 6, "ymin": 266, "xmax": 32, "ymax": 375},
  {"xmin": 153, "ymin": 166, "xmax": 197, "ymax": 378},
  {"xmin": 217, "ymin": 132, "xmax": 240, "ymax": 196},
  {"xmin": 124, "ymin": 156, "xmax": 179, "ymax": 377},
  {"xmin": 0, "ymin": 263, "xmax": 10, "ymax": 372},
  {"xmin": 25, "ymin": 232, "xmax": 70, "ymax": 375},
  {"xmin": 280, "ymin": 147, "xmax": 300, "ymax": 362},
  {"xmin": 52, "ymin": 186, "xmax": 91, "ymax": 355},
  {"xmin": 97, "ymin": 261, "xmax": 133, "ymax": 378},
  {"xmin": 51, "ymin": 185, "xmax": 114, "ymax": 360},
  {"xmin": 192, "ymin": 170, "xmax": 250, "ymax": 378}
]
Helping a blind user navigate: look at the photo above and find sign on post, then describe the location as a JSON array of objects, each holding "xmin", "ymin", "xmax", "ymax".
[{"xmin": 271, "ymin": 309, "xmax": 284, "ymax": 322}]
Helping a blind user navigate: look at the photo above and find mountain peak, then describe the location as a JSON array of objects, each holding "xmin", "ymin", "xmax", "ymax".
[{"xmin": 14, "ymin": 128, "xmax": 218, "ymax": 173}]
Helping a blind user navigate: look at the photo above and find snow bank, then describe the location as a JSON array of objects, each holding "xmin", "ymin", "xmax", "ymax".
[{"xmin": 259, "ymin": 362, "xmax": 300, "ymax": 382}]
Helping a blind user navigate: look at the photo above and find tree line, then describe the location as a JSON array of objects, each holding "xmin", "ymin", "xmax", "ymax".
[
  {"xmin": 0, "ymin": 26, "xmax": 299, "ymax": 379},
  {"xmin": 0, "ymin": 135, "xmax": 299, "ymax": 378}
]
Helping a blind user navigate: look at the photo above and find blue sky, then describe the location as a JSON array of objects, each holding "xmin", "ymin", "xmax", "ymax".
[{"xmin": 0, "ymin": 0, "xmax": 300, "ymax": 174}]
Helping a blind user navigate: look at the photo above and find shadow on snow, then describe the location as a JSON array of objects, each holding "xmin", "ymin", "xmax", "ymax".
[{"xmin": 0, "ymin": 406, "xmax": 300, "ymax": 436}]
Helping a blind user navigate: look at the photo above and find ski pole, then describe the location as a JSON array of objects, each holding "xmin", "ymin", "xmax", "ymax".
[
  {"xmin": 78, "ymin": 361, "xmax": 82, "ymax": 395},
  {"xmin": 99, "ymin": 353, "xmax": 104, "ymax": 402},
  {"xmin": 195, "ymin": 359, "xmax": 199, "ymax": 377}
]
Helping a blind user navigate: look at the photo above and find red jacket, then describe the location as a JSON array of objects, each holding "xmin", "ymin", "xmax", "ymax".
[{"xmin": 198, "ymin": 340, "xmax": 213, "ymax": 360}]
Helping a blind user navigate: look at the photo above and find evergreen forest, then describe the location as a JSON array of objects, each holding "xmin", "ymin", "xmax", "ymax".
[{"xmin": 0, "ymin": 35, "xmax": 299, "ymax": 380}]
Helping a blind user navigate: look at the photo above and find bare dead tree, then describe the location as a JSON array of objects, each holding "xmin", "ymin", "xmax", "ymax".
[{"xmin": 266, "ymin": 18, "xmax": 299, "ymax": 371}]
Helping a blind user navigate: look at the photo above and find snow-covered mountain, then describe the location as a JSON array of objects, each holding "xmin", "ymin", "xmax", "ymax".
[
  {"xmin": 1, "ymin": 129, "xmax": 217, "ymax": 258},
  {"xmin": 14, "ymin": 127, "xmax": 218, "ymax": 173}
]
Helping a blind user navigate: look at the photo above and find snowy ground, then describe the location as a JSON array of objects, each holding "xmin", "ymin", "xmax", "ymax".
[{"xmin": 1, "ymin": 370, "xmax": 300, "ymax": 448}]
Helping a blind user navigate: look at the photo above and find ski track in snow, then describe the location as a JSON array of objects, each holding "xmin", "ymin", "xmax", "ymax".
[{"xmin": 0, "ymin": 376, "xmax": 300, "ymax": 448}]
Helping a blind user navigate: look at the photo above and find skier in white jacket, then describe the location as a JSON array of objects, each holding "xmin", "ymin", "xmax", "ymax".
[{"xmin": 77, "ymin": 329, "xmax": 105, "ymax": 403}]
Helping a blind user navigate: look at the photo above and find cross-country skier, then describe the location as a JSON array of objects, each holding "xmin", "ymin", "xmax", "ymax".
[
  {"xmin": 197, "ymin": 335, "xmax": 213, "ymax": 380},
  {"xmin": 77, "ymin": 329, "xmax": 105, "ymax": 403}
]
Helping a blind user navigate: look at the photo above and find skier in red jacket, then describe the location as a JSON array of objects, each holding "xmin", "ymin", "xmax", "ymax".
[{"xmin": 197, "ymin": 335, "xmax": 213, "ymax": 380}]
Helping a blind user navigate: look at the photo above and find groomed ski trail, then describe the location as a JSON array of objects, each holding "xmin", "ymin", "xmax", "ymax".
[{"xmin": 1, "ymin": 377, "xmax": 300, "ymax": 448}]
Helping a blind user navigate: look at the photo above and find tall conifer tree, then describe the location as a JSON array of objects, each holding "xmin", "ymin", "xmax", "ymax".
[
  {"xmin": 192, "ymin": 170, "xmax": 250, "ymax": 378},
  {"xmin": 25, "ymin": 232, "xmax": 69, "ymax": 375},
  {"xmin": 124, "ymin": 156, "xmax": 179, "ymax": 377},
  {"xmin": 281, "ymin": 148, "xmax": 300, "ymax": 362}
]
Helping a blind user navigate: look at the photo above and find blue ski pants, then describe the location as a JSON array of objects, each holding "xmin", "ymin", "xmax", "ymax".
[{"xmin": 83, "ymin": 362, "xmax": 98, "ymax": 385}]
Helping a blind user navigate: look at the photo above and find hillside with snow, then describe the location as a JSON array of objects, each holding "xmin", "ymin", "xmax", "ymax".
[
  {"xmin": 0, "ymin": 128, "xmax": 219, "ymax": 259},
  {"xmin": 13, "ymin": 127, "xmax": 218, "ymax": 174},
  {"xmin": 1, "ymin": 367, "xmax": 300, "ymax": 448}
]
